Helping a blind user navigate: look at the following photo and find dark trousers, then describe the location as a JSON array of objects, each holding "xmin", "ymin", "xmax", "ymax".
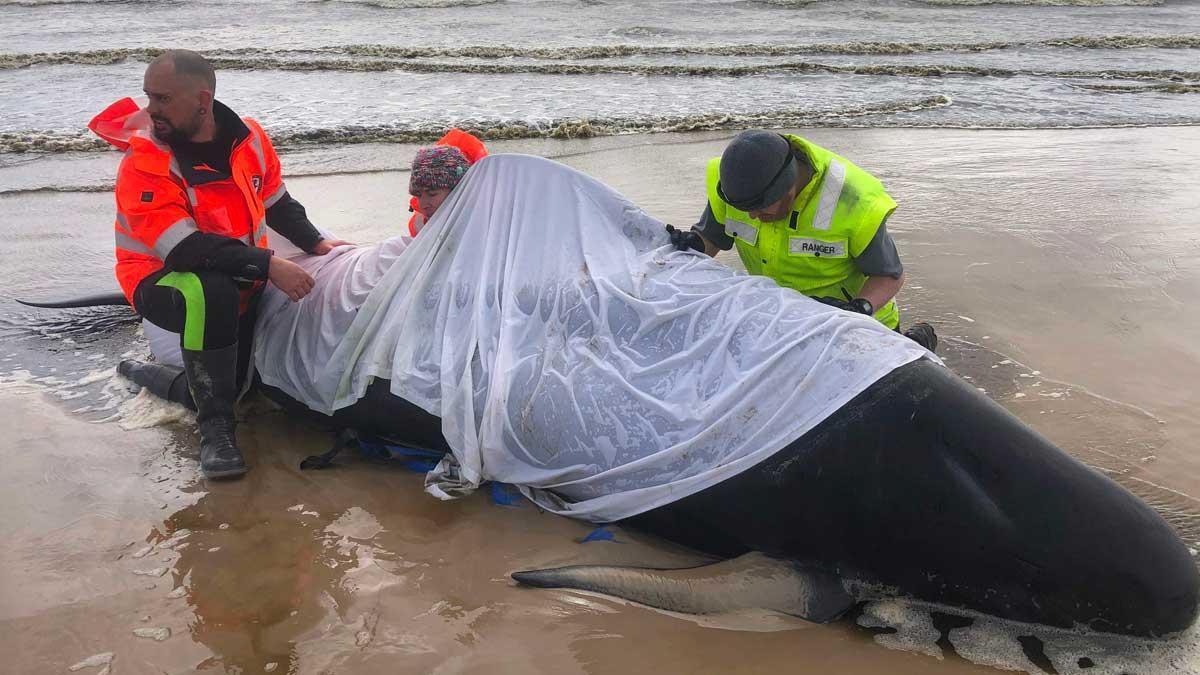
[{"xmin": 132, "ymin": 268, "xmax": 260, "ymax": 384}]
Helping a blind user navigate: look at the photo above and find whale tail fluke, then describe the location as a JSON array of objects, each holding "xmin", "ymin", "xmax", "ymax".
[
  {"xmin": 512, "ymin": 551, "xmax": 856, "ymax": 623},
  {"xmin": 16, "ymin": 292, "xmax": 130, "ymax": 308}
]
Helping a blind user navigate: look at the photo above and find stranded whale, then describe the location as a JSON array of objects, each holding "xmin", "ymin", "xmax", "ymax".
[{"xmin": 32, "ymin": 154, "xmax": 1200, "ymax": 637}]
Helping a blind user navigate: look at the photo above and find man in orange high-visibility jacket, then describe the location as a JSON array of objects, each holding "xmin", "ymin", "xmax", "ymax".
[{"xmin": 90, "ymin": 50, "xmax": 350, "ymax": 480}]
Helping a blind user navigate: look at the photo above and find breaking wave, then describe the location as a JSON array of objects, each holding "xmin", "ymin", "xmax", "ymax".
[
  {"xmin": 3, "ymin": 35, "xmax": 1200, "ymax": 69},
  {"xmin": 315, "ymin": 0, "xmax": 500, "ymax": 7},
  {"xmin": 1078, "ymin": 82, "xmax": 1200, "ymax": 93},
  {"xmin": 0, "ymin": 183, "xmax": 112, "ymax": 195},
  {"xmin": 131, "ymin": 58, "xmax": 1200, "ymax": 82},
  {"xmin": 0, "ymin": 131, "xmax": 108, "ymax": 154},
  {"xmin": 277, "ymin": 96, "xmax": 955, "ymax": 143},
  {"xmin": 0, "ymin": 0, "xmax": 165, "ymax": 6},
  {"xmin": 4, "ymin": 51, "xmax": 1195, "ymax": 82},
  {"xmin": 920, "ymin": 0, "xmax": 1163, "ymax": 5},
  {"xmin": 0, "ymin": 95, "xmax": 953, "ymax": 156},
  {"xmin": 0, "ymin": 47, "xmax": 249, "ymax": 70}
]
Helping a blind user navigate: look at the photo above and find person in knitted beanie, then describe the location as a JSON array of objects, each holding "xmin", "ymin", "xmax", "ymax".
[{"xmin": 408, "ymin": 145, "xmax": 471, "ymax": 233}]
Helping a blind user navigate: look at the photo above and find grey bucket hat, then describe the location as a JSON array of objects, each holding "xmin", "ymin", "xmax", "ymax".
[{"xmin": 716, "ymin": 130, "xmax": 799, "ymax": 211}]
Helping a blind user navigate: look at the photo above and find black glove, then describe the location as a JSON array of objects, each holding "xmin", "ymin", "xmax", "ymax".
[
  {"xmin": 665, "ymin": 224, "xmax": 706, "ymax": 253},
  {"xmin": 814, "ymin": 296, "xmax": 873, "ymax": 315},
  {"xmin": 813, "ymin": 296, "xmax": 856, "ymax": 312}
]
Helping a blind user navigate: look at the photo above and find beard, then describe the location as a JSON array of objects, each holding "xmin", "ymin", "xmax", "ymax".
[{"xmin": 151, "ymin": 112, "xmax": 201, "ymax": 144}]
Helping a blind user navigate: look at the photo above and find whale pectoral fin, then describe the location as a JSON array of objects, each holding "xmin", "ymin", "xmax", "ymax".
[{"xmin": 511, "ymin": 552, "xmax": 857, "ymax": 623}]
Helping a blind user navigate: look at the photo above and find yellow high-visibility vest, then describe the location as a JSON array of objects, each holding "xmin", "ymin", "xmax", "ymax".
[{"xmin": 706, "ymin": 134, "xmax": 900, "ymax": 329}]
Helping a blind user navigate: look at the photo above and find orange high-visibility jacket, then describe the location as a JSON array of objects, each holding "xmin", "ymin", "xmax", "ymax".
[
  {"xmin": 89, "ymin": 98, "xmax": 286, "ymax": 303},
  {"xmin": 407, "ymin": 128, "xmax": 489, "ymax": 236}
]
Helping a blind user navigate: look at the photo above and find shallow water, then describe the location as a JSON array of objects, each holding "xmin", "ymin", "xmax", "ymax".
[
  {"xmin": 2, "ymin": 0, "xmax": 1199, "ymax": 160},
  {"xmin": 2, "ymin": 0, "xmax": 1200, "ymax": 671},
  {"xmin": 2, "ymin": 126, "xmax": 1200, "ymax": 673}
]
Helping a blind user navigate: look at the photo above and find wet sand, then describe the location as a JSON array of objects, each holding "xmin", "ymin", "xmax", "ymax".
[
  {"xmin": 2, "ymin": 126, "xmax": 1199, "ymax": 674},
  {"xmin": 0, "ymin": 392, "xmax": 1001, "ymax": 675}
]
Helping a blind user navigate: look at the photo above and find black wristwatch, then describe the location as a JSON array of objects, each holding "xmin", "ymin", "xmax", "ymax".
[{"xmin": 849, "ymin": 298, "xmax": 874, "ymax": 315}]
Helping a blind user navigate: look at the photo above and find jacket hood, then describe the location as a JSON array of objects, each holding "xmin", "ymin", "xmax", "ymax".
[{"xmin": 88, "ymin": 96, "xmax": 161, "ymax": 152}]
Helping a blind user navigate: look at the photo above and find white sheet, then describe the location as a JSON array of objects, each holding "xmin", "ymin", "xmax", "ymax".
[
  {"xmin": 254, "ymin": 154, "xmax": 932, "ymax": 522},
  {"xmin": 142, "ymin": 223, "xmax": 342, "ymax": 370}
]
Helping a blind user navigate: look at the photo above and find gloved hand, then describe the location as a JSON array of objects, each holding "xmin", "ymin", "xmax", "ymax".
[
  {"xmin": 665, "ymin": 224, "xmax": 706, "ymax": 253},
  {"xmin": 813, "ymin": 296, "xmax": 856, "ymax": 312},
  {"xmin": 814, "ymin": 295, "xmax": 873, "ymax": 315}
]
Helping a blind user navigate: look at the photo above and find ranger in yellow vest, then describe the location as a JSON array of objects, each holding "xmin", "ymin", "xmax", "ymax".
[{"xmin": 668, "ymin": 130, "xmax": 936, "ymax": 351}]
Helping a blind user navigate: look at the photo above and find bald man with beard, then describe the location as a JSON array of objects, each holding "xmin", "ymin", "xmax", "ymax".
[{"xmin": 89, "ymin": 49, "xmax": 351, "ymax": 479}]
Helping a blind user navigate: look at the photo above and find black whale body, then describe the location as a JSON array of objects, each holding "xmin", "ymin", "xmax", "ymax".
[
  {"xmin": 258, "ymin": 358, "xmax": 1200, "ymax": 637},
  {"xmin": 39, "ymin": 288, "xmax": 1198, "ymax": 634}
]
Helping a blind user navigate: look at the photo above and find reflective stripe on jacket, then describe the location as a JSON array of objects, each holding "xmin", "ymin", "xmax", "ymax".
[
  {"xmin": 89, "ymin": 97, "xmax": 285, "ymax": 302},
  {"xmin": 705, "ymin": 134, "xmax": 900, "ymax": 329}
]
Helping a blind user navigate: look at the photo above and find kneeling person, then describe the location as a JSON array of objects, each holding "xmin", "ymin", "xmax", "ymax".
[
  {"xmin": 670, "ymin": 130, "xmax": 936, "ymax": 351},
  {"xmin": 92, "ymin": 50, "xmax": 348, "ymax": 479}
]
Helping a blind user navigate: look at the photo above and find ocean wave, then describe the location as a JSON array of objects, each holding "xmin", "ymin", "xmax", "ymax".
[
  {"xmin": 0, "ymin": 47, "xmax": 252, "ymax": 70},
  {"xmin": 154, "ymin": 57, "xmax": 1200, "ymax": 82},
  {"xmin": 0, "ymin": 131, "xmax": 107, "ymax": 154},
  {"xmin": 920, "ymin": 0, "xmax": 1161, "ymax": 5},
  {"xmin": 1078, "ymin": 82, "xmax": 1200, "ymax": 93},
  {"xmin": 8, "ymin": 49, "xmax": 1184, "ymax": 81},
  {"xmin": 4, "ymin": 35, "xmax": 1199, "ymax": 69},
  {"xmin": 271, "ymin": 96, "xmax": 955, "ymax": 145},
  {"xmin": 608, "ymin": 26, "xmax": 680, "ymax": 39},
  {"xmin": 0, "ymin": 95, "xmax": 952, "ymax": 157},
  {"xmin": 0, "ymin": 0, "xmax": 164, "ymax": 6},
  {"xmin": 314, "ymin": 0, "xmax": 500, "ymax": 7},
  {"xmin": 1042, "ymin": 36, "xmax": 1200, "ymax": 49},
  {"xmin": 0, "ymin": 183, "xmax": 112, "ymax": 195},
  {"xmin": 342, "ymin": 35, "xmax": 1200, "ymax": 56}
]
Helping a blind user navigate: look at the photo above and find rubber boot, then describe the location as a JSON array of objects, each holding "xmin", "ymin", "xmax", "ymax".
[
  {"xmin": 117, "ymin": 360, "xmax": 195, "ymax": 410},
  {"xmin": 903, "ymin": 321, "xmax": 938, "ymax": 353},
  {"xmin": 182, "ymin": 343, "xmax": 247, "ymax": 479}
]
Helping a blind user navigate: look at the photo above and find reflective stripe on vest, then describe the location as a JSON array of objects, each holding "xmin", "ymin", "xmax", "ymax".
[
  {"xmin": 724, "ymin": 216, "xmax": 758, "ymax": 246},
  {"xmin": 812, "ymin": 159, "xmax": 845, "ymax": 232}
]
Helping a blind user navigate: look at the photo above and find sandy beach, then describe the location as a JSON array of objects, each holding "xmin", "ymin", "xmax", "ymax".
[{"xmin": 2, "ymin": 126, "xmax": 1199, "ymax": 674}]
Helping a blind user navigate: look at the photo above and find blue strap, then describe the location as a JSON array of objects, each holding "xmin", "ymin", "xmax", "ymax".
[
  {"xmin": 364, "ymin": 440, "xmax": 526, "ymax": 508},
  {"xmin": 581, "ymin": 526, "xmax": 618, "ymax": 543},
  {"xmin": 490, "ymin": 481, "xmax": 524, "ymax": 507},
  {"xmin": 360, "ymin": 440, "xmax": 444, "ymax": 473}
]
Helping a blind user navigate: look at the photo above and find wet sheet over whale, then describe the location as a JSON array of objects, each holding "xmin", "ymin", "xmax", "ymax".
[{"xmin": 253, "ymin": 154, "xmax": 929, "ymax": 522}]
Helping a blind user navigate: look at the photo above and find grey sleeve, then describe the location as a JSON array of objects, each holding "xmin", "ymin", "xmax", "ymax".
[
  {"xmin": 853, "ymin": 221, "xmax": 904, "ymax": 279},
  {"xmin": 693, "ymin": 203, "xmax": 735, "ymax": 251}
]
